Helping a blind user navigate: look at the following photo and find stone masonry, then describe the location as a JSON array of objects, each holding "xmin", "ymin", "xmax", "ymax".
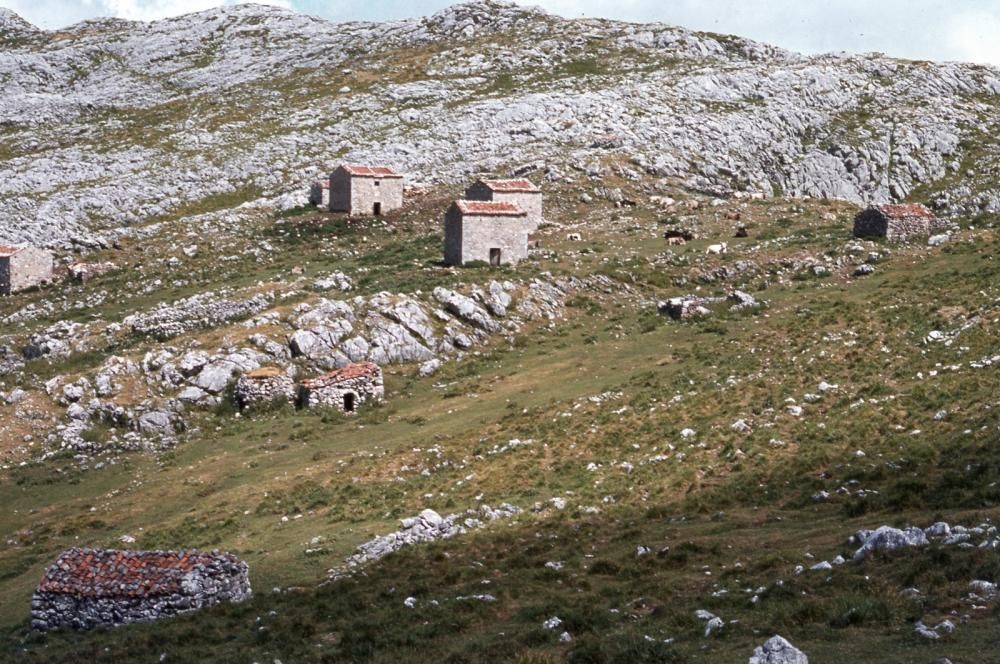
[
  {"xmin": 443, "ymin": 200, "xmax": 529, "ymax": 267},
  {"xmin": 31, "ymin": 548, "xmax": 251, "ymax": 631},
  {"xmin": 298, "ymin": 361, "xmax": 384, "ymax": 412},
  {"xmin": 464, "ymin": 179, "xmax": 543, "ymax": 231},
  {"xmin": 0, "ymin": 245, "xmax": 54, "ymax": 296},
  {"xmin": 853, "ymin": 203, "xmax": 945, "ymax": 241},
  {"xmin": 309, "ymin": 179, "xmax": 330, "ymax": 208},
  {"xmin": 329, "ymin": 165, "xmax": 404, "ymax": 216},
  {"xmin": 234, "ymin": 367, "xmax": 296, "ymax": 409}
]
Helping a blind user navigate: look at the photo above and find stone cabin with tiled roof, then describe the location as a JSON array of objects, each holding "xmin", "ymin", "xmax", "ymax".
[
  {"xmin": 329, "ymin": 165, "xmax": 404, "ymax": 216},
  {"xmin": 853, "ymin": 203, "xmax": 946, "ymax": 241},
  {"xmin": 444, "ymin": 200, "xmax": 529, "ymax": 267},
  {"xmin": 0, "ymin": 244, "xmax": 54, "ymax": 296},
  {"xmin": 31, "ymin": 548, "xmax": 251, "ymax": 631},
  {"xmin": 464, "ymin": 179, "xmax": 543, "ymax": 231},
  {"xmin": 298, "ymin": 361, "xmax": 384, "ymax": 412}
]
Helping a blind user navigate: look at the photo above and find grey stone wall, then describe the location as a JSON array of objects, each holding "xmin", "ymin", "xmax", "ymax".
[
  {"xmin": 0, "ymin": 258, "xmax": 10, "ymax": 296},
  {"xmin": 464, "ymin": 183, "xmax": 543, "ymax": 231},
  {"xmin": 329, "ymin": 169, "xmax": 352, "ymax": 212},
  {"xmin": 1, "ymin": 248, "xmax": 53, "ymax": 295},
  {"xmin": 853, "ymin": 209, "xmax": 944, "ymax": 241},
  {"xmin": 444, "ymin": 211, "xmax": 529, "ymax": 266},
  {"xmin": 234, "ymin": 373, "xmax": 295, "ymax": 409},
  {"xmin": 443, "ymin": 207, "xmax": 464, "ymax": 265},
  {"xmin": 329, "ymin": 168, "xmax": 404, "ymax": 216},
  {"xmin": 298, "ymin": 374, "xmax": 384, "ymax": 412}
]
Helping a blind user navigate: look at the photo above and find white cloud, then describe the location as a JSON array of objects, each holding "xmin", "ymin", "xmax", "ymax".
[{"xmin": 944, "ymin": 10, "xmax": 1000, "ymax": 66}]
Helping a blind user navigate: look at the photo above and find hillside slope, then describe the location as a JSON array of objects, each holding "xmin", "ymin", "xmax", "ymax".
[{"xmin": 0, "ymin": 1, "xmax": 998, "ymax": 245}]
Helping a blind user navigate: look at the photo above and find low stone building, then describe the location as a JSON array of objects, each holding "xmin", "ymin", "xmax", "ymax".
[
  {"xmin": 464, "ymin": 179, "xmax": 543, "ymax": 231},
  {"xmin": 234, "ymin": 367, "xmax": 295, "ymax": 409},
  {"xmin": 31, "ymin": 548, "xmax": 251, "ymax": 631},
  {"xmin": 443, "ymin": 200, "xmax": 529, "ymax": 267},
  {"xmin": 0, "ymin": 244, "xmax": 54, "ymax": 296},
  {"xmin": 329, "ymin": 165, "xmax": 404, "ymax": 216},
  {"xmin": 68, "ymin": 261, "xmax": 115, "ymax": 283},
  {"xmin": 853, "ymin": 203, "xmax": 945, "ymax": 241},
  {"xmin": 309, "ymin": 180, "xmax": 330, "ymax": 208},
  {"xmin": 298, "ymin": 361, "xmax": 384, "ymax": 413}
]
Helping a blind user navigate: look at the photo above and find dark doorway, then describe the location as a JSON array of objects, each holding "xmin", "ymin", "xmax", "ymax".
[
  {"xmin": 343, "ymin": 393, "xmax": 356, "ymax": 413},
  {"xmin": 373, "ymin": 202, "xmax": 382, "ymax": 216},
  {"xmin": 489, "ymin": 248, "xmax": 501, "ymax": 266}
]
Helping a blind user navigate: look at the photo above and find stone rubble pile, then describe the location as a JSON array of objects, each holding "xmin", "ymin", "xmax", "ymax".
[{"xmin": 333, "ymin": 504, "xmax": 521, "ymax": 574}]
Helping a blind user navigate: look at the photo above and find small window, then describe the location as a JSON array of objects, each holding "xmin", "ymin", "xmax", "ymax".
[{"xmin": 374, "ymin": 180, "xmax": 380, "ymax": 187}]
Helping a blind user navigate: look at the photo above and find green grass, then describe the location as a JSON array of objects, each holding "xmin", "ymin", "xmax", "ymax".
[{"xmin": 0, "ymin": 184, "xmax": 998, "ymax": 662}]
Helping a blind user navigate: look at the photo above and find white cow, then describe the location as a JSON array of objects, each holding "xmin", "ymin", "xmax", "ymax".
[{"xmin": 706, "ymin": 242, "xmax": 728, "ymax": 255}]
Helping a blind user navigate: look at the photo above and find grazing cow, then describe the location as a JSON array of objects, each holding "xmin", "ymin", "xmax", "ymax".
[
  {"xmin": 666, "ymin": 237, "xmax": 686, "ymax": 246},
  {"xmin": 706, "ymin": 242, "xmax": 728, "ymax": 255},
  {"xmin": 567, "ymin": 233, "xmax": 582, "ymax": 241}
]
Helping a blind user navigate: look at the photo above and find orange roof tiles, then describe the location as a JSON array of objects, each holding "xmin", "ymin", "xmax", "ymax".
[
  {"xmin": 37, "ymin": 548, "xmax": 241, "ymax": 599},
  {"xmin": 301, "ymin": 362, "xmax": 381, "ymax": 389},
  {"xmin": 453, "ymin": 200, "xmax": 527, "ymax": 217},
  {"xmin": 341, "ymin": 165, "xmax": 403, "ymax": 178},
  {"xmin": 0, "ymin": 245, "xmax": 23, "ymax": 257},
  {"xmin": 479, "ymin": 179, "xmax": 540, "ymax": 193},
  {"xmin": 874, "ymin": 203, "xmax": 935, "ymax": 219}
]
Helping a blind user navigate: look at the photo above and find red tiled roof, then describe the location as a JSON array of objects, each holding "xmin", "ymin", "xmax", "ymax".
[
  {"xmin": 36, "ymin": 548, "xmax": 241, "ymax": 599},
  {"xmin": 874, "ymin": 203, "xmax": 935, "ymax": 219},
  {"xmin": 301, "ymin": 362, "xmax": 381, "ymax": 389},
  {"xmin": 453, "ymin": 200, "xmax": 527, "ymax": 217},
  {"xmin": 479, "ymin": 179, "xmax": 540, "ymax": 193},
  {"xmin": 341, "ymin": 165, "xmax": 403, "ymax": 178},
  {"xmin": 0, "ymin": 245, "xmax": 23, "ymax": 257}
]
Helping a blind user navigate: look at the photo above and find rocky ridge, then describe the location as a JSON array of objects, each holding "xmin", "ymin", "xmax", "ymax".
[{"xmin": 0, "ymin": 2, "xmax": 998, "ymax": 246}]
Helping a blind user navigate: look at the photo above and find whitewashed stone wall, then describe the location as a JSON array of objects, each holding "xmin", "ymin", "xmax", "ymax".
[
  {"xmin": 329, "ymin": 168, "xmax": 404, "ymax": 216},
  {"xmin": 444, "ymin": 207, "xmax": 529, "ymax": 266},
  {"xmin": 1, "ymin": 247, "xmax": 53, "ymax": 295},
  {"xmin": 309, "ymin": 181, "xmax": 330, "ymax": 207},
  {"xmin": 465, "ymin": 182, "xmax": 543, "ymax": 231}
]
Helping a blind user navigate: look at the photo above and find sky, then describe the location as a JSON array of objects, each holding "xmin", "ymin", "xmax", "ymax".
[{"xmin": 3, "ymin": 0, "xmax": 999, "ymax": 67}]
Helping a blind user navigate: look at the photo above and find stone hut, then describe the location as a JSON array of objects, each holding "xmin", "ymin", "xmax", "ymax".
[
  {"xmin": 31, "ymin": 548, "xmax": 251, "ymax": 631},
  {"xmin": 853, "ymin": 203, "xmax": 944, "ymax": 241},
  {"xmin": 464, "ymin": 179, "xmax": 543, "ymax": 231},
  {"xmin": 309, "ymin": 180, "xmax": 330, "ymax": 208},
  {"xmin": 234, "ymin": 367, "xmax": 295, "ymax": 409},
  {"xmin": 0, "ymin": 244, "xmax": 54, "ymax": 296},
  {"xmin": 298, "ymin": 361, "xmax": 384, "ymax": 413},
  {"xmin": 329, "ymin": 165, "xmax": 404, "ymax": 216},
  {"xmin": 443, "ymin": 200, "xmax": 529, "ymax": 267}
]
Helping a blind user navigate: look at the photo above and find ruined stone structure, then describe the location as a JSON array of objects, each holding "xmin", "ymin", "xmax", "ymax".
[
  {"xmin": 464, "ymin": 179, "xmax": 543, "ymax": 231},
  {"xmin": 443, "ymin": 200, "xmax": 529, "ymax": 267},
  {"xmin": 298, "ymin": 362, "xmax": 384, "ymax": 412},
  {"xmin": 31, "ymin": 548, "xmax": 251, "ymax": 631},
  {"xmin": 309, "ymin": 180, "xmax": 330, "ymax": 208},
  {"xmin": 0, "ymin": 245, "xmax": 54, "ymax": 296},
  {"xmin": 853, "ymin": 203, "xmax": 945, "ymax": 241},
  {"xmin": 329, "ymin": 165, "xmax": 404, "ymax": 216},
  {"xmin": 68, "ymin": 261, "xmax": 115, "ymax": 283},
  {"xmin": 234, "ymin": 367, "xmax": 295, "ymax": 409}
]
